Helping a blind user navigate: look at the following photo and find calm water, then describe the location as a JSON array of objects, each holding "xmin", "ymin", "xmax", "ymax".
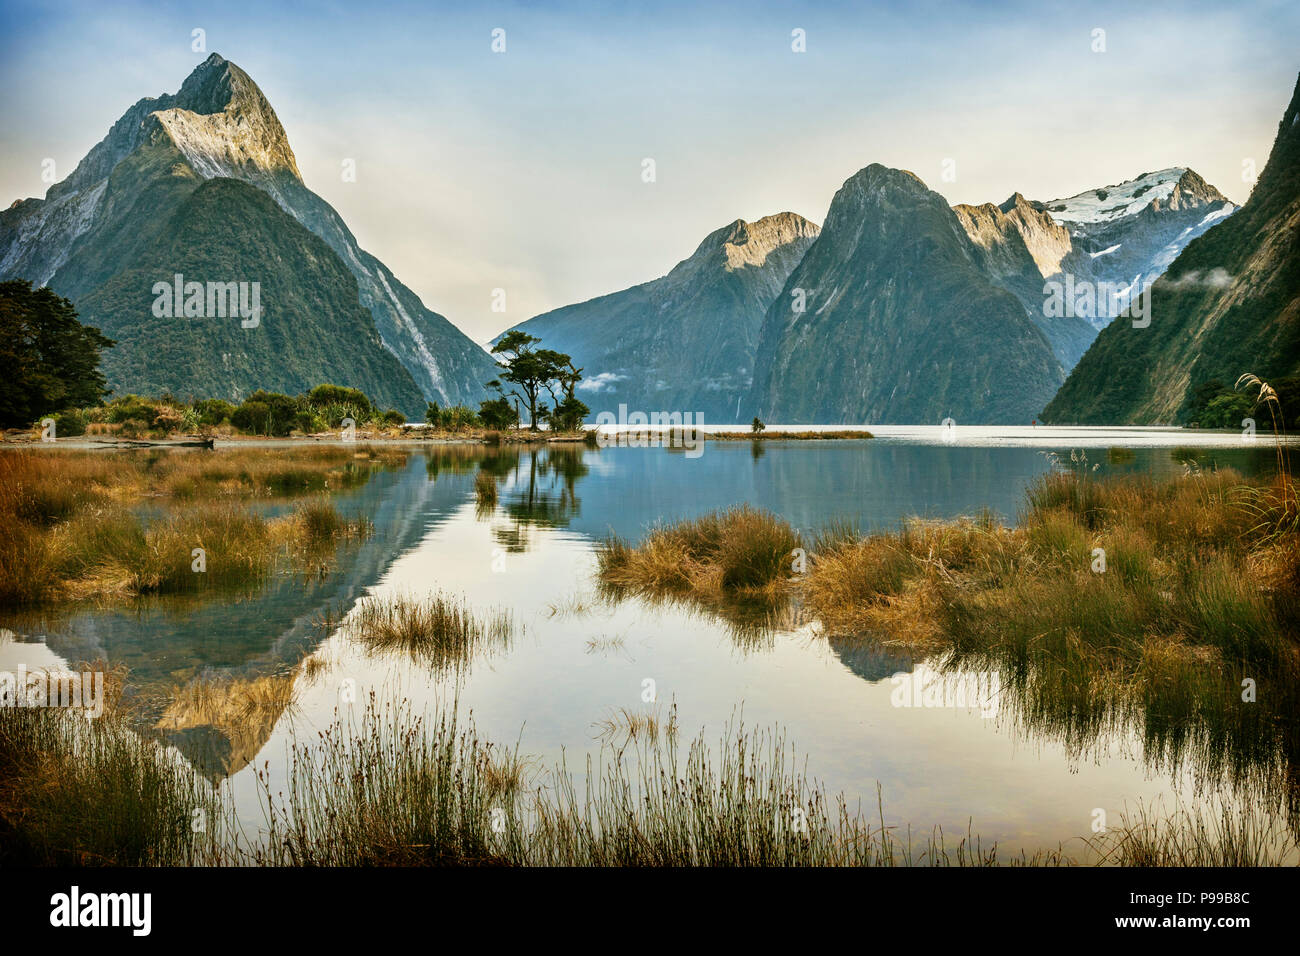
[{"xmin": 3, "ymin": 429, "xmax": 1294, "ymax": 856}]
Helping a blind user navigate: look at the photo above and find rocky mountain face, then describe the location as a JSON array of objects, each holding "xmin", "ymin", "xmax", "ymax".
[
  {"xmin": 749, "ymin": 165, "xmax": 1064, "ymax": 425},
  {"xmin": 1043, "ymin": 167, "xmax": 1235, "ymax": 317},
  {"xmin": 1043, "ymin": 73, "xmax": 1300, "ymax": 424},
  {"xmin": 953, "ymin": 194, "xmax": 1097, "ymax": 369},
  {"xmin": 953, "ymin": 170, "xmax": 1235, "ymax": 371},
  {"xmin": 500, "ymin": 213, "xmax": 819, "ymax": 423},
  {"xmin": 0, "ymin": 54, "xmax": 497, "ymax": 411}
]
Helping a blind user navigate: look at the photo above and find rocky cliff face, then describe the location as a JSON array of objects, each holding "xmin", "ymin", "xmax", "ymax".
[
  {"xmin": 1043, "ymin": 167, "xmax": 1236, "ymax": 322},
  {"xmin": 953, "ymin": 170, "xmax": 1235, "ymax": 373},
  {"xmin": 953, "ymin": 195, "xmax": 1096, "ymax": 369},
  {"xmin": 749, "ymin": 164, "xmax": 1064, "ymax": 425},
  {"xmin": 1043, "ymin": 74, "xmax": 1300, "ymax": 424},
  {"xmin": 501, "ymin": 212, "xmax": 820, "ymax": 423},
  {"xmin": 0, "ymin": 54, "xmax": 498, "ymax": 408}
]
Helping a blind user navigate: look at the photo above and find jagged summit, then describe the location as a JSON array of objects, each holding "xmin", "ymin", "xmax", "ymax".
[
  {"xmin": 997, "ymin": 192, "xmax": 1048, "ymax": 215},
  {"xmin": 150, "ymin": 53, "xmax": 301, "ymax": 185},
  {"xmin": 750, "ymin": 162, "xmax": 1065, "ymax": 424},
  {"xmin": 687, "ymin": 212, "xmax": 820, "ymax": 273},
  {"xmin": 1043, "ymin": 167, "xmax": 1227, "ymax": 224},
  {"xmin": 52, "ymin": 53, "xmax": 299, "ymax": 203}
]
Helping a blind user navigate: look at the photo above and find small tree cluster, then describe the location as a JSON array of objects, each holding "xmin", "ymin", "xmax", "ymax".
[{"xmin": 487, "ymin": 331, "xmax": 589, "ymax": 432}]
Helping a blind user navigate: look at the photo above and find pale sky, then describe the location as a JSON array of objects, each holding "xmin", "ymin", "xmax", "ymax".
[{"xmin": 1, "ymin": 0, "xmax": 1296, "ymax": 344}]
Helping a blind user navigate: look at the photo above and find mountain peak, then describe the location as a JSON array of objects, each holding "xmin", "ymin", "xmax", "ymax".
[
  {"xmin": 1042, "ymin": 167, "xmax": 1230, "ymax": 224},
  {"xmin": 151, "ymin": 54, "xmax": 302, "ymax": 182},
  {"xmin": 843, "ymin": 163, "xmax": 929, "ymax": 195},
  {"xmin": 684, "ymin": 212, "xmax": 819, "ymax": 274},
  {"xmin": 997, "ymin": 192, "xmax": 1047, "ymax": 215}
]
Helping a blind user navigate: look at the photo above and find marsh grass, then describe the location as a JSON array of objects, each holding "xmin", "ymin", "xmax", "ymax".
[
  {"xmin": 0, "ymin": 698, "xmax": 219, "ymax": 865},
  {"xmin": 546, "ymin": 590, "xmax": 595, "ymax": 618},
  {"xmin": 3, "ymin": 690, "xmax": 1286, "ymax": 867},
  {"xmin": 1088, "ymin": 801, "xmax": 1298, "ymax": 866},
  {"xmin": 597, "ymin": 466, "xmax": 1300, "ymax": 821},
  {"xmin": 351, "ymin": 593, "xmax": 514, "ymax": 670},
  {"xmin": 474, "ymin": 470, "xmax": 498, "ymax": 506},
  {"xmin": 592, "ymin": 706, "xmax": 671, "ymax": 744},
  {"xmin": 251, "ymin": 701, "xmax": 1059, "ymax": 867},
  {"xmin": 585, "ymin": 635, "xmax": 627, "ymax": 654},
  {"xmin": 598, "ymin": 504, "xmax": 801, "ymax": 604},
  {"xmin": 1, "ymin": 447, "xmax": 377, "ymax": 605}
]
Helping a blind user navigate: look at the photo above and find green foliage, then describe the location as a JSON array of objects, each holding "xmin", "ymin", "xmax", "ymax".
[
  {"xmin": 478, "ymin": 396, "xmax": 519, "ymax": 430},
  {"xmin": 752, "ymin": 416, "xmax": 766, "ymax": 434},
  {"xmin": 543, "ymin": 395, "xmax": 590, "ymax": 433},
  {"xmin": 1186, "ymin": 378, "xmax": 1299, "ymax": 431},
  {"xmin": 0, "ymin": 279, "xmax": 115, "ymax": 428},
  {"xmin": 51, "ymin": 408, "xmax": 89, "ymax": 437},
  {"xmin": 192, "ymin": 397, "xmax": 236, "ymax": 426},
  {"xmin": 230, "ymin": 390, "xmax": 299, "ymax": 437},
  {"xmin": 426, "ymin": 401, "xmax": 482, "ymax": 431},
  {"xmin": 488, "ymin": 331, "xmax": 586, "ymax": 431},
  {"xmin": 306, "ymin": 384, "xmax": 374, "ymax": 416}
]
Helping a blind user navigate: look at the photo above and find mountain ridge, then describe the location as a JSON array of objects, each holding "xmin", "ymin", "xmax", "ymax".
[
  {"xmin": 749, "ymin": 163, "xmax": 1065, "ymax": 425},
  {"xmin": 499, "ymin": 211, "xmax": 820, "ymax": 422}
]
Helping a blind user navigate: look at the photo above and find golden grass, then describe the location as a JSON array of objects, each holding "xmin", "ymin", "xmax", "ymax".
[
  {"xmin": 0, "ymin": 448, "xmax": 388, "ymax": 606},
  {"xmin": 474, "ymin": 470, "xmax": 498, "ymax": 506},
  {"xmin": 350, "ymin": 592, "xmax": 514, "ymax": 670},
  {"xmin": 598, "ymin": 504, "xmax": 802, "ymax": 602},
  {"xmin": 592, "ymin": 706, "xmax": 672, "ymax": 744},
  {"xmin": 596, "ymin": 467, "xmax": 1300, "ymax": 815}
]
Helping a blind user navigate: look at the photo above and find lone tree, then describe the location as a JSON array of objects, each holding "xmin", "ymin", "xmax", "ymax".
[
  {"xmin": 488, "ymin": 330, "xmax": 585, "ymax": 431},
  {"xmin": 0, "ymin": 279, "xmax": 115, "ymax": 428}
]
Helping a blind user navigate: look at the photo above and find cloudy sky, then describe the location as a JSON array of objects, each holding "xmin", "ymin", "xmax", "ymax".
[{"xmin": 1, "ymin": 0, "xmax": 1296, "ymax": 342}]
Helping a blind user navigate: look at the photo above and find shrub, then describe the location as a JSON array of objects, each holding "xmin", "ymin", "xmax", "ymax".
[
  {"xmin": 51, "ymin": 408, "xmax": 88, "ymax": 437},
  {"xmin": 305, "ymin": 384, "xmax": 374, "ymax": 419},
  {"xmin": 478, "ymin": 397, "xmax": 518, "ymax": 430},
  {"xmin": 106, "ymin": 395, "xmax": 162, "ymax": 426},
  {"xmin": 231, "ymin": 391, "xmax": 298, "ymax": 436},
  {"xmin": 192, "ymin": 398, "xmax": 236, "ymax": 426}
]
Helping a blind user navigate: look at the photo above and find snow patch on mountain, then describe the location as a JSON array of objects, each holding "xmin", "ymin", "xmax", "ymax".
[{"xmin": 1045, "ymin": 168, "xmax": 1185, "ymax": 224}]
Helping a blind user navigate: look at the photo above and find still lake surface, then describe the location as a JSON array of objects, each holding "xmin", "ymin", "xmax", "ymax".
[{"xmin": 3, "ymin": 426, "xmax": 1295, "ymax": 856}]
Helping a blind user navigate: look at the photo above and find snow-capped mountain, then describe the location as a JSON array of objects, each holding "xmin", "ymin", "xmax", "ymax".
[
  {"xmin": 1045, "ymin": 72, "xmax": 1300, "ymax": 424},
  {"xmin": 954, "ymin": 168, "xmax": 1236, "ymax": 359},
  {"xmin": 0, "ymin": 53, "xmax": 499, "ymax": 408},
  {"xmin": 1040, "ymin": 167, "xmax": 1235, "ymax": 320},
  {"xmin": 1044, "ymin": 167, "xmax": 1202, "ymax": 223}
]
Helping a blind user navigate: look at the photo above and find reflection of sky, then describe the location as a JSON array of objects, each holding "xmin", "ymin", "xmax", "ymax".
[
  {"xmin": 222, "ymin": 490, "xmax": 1241, "ymax": 857},
  {"xmin": 3, "ymin": 442, "xmax": 1291, "ymax": 857}
]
